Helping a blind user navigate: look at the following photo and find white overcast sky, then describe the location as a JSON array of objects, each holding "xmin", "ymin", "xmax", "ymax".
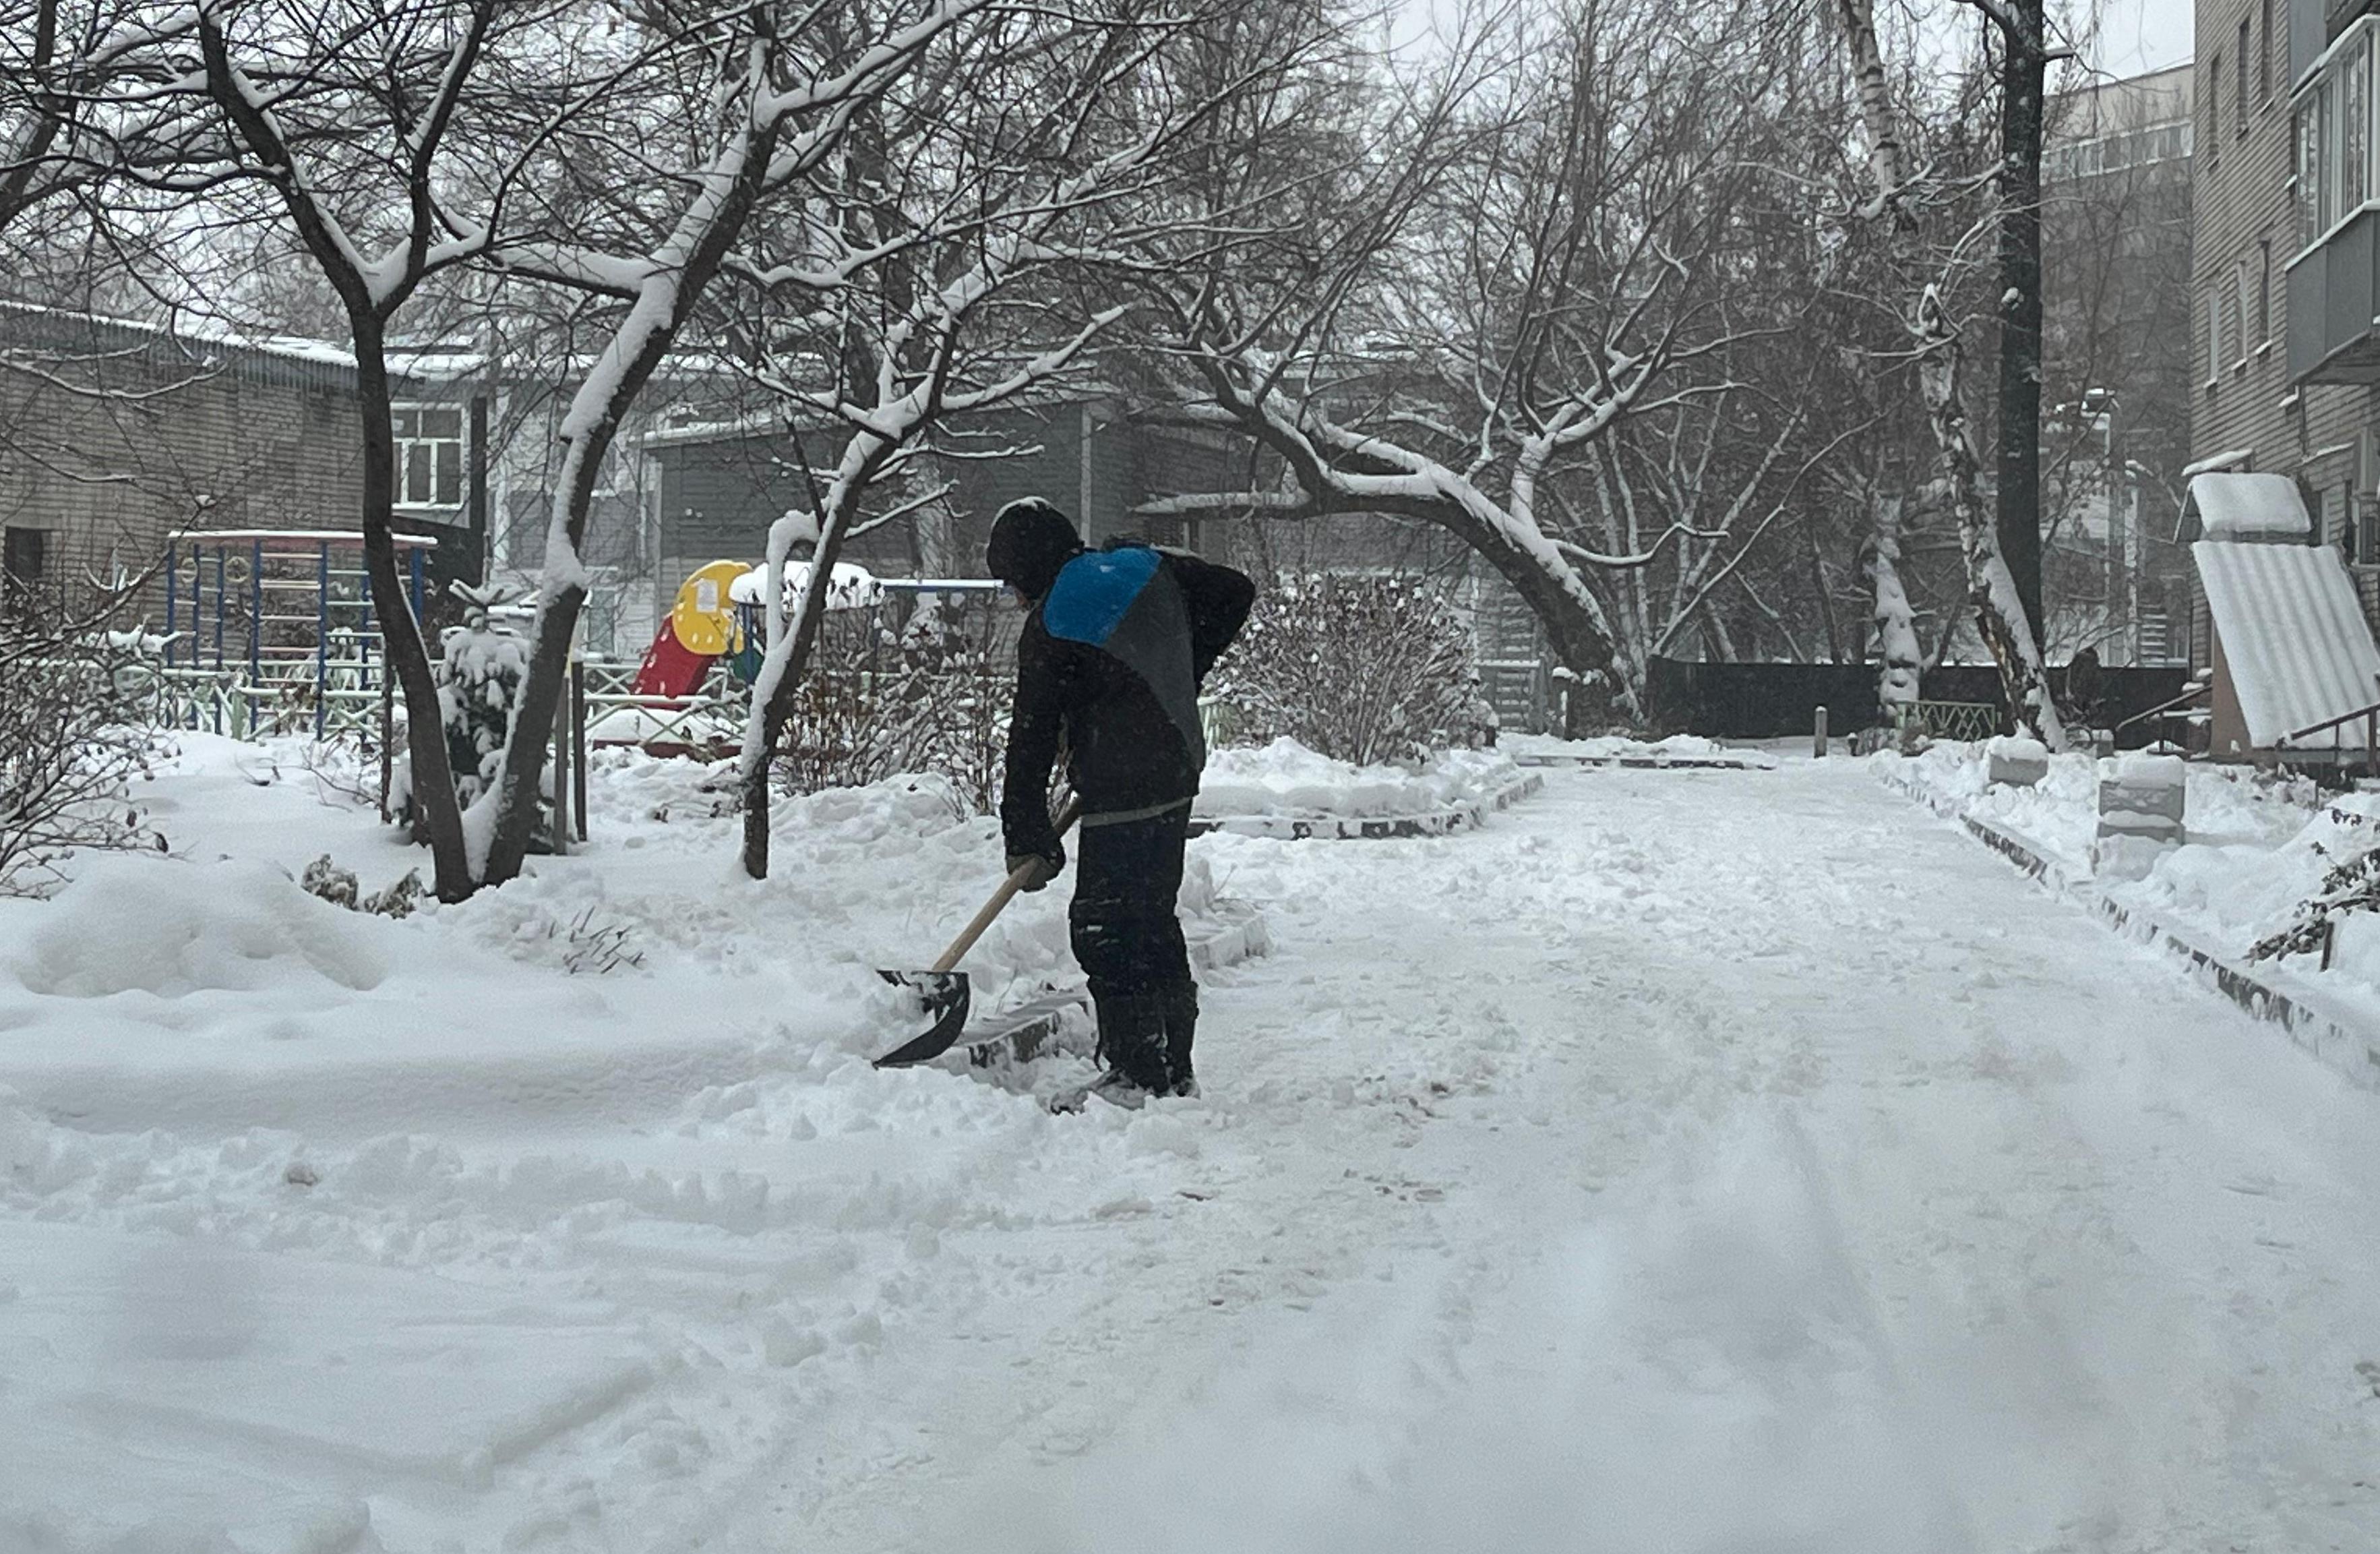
[{"xmin": 2087, "ymin": 0, "xmax": 2193, "ymax": 74}]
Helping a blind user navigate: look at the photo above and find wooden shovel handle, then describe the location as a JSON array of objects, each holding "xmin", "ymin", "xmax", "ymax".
[{"xmin": 929, "ymin": 796, "xmax": 1082, "ymax": 974}]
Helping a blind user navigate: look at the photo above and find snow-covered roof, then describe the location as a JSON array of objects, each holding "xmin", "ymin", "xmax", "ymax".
[
  {"xmin": 2194, "ymin": 540, "xmax": 2380, "ymax": 748},
  {"xmin": 2189, "ymin": 472, "xmax": 2311, "ymax": 539},
  {"xmin": 0, "ymin": 298, "xmax": 359, "ymax": 390},
  {"xmin": 2180, "ymin": 447, "xmax": 2253, "ymax": 480},
  {"xmin": 642, "ymin": 411, "xmax": 787, "ymax": 450}
]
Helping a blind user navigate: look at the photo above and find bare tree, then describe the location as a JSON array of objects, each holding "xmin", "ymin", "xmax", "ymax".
[
  {"xmin": 479, "ymin": 0, "xmax": 998, "ymax": 887},
  {"xmin": 721, "ymin": 0, "xmax": 1289, "ymax": 876},
  {"xmin": 1133, "ymin": 0, "xmax": 1821, "ymax": 727},
  {"xmin": 1834, "ymin": 0, "xmax": 2065, "ymax": 747},
  {"xmin": 171, "ymin": 0, "xmax": 557, "ymax": 897},
  {"xmin": 0, "ymin": 2, "xmax": 185, "ymax": 239}
]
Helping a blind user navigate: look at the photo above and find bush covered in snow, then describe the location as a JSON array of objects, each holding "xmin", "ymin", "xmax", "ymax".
[
  {"xmin": 1206, "ymin": 572, "xmax": 1494, "ymax": 766},
  {"xmin": 0, "ymin": 595, "xmax": 171, "ymax": 897},
  {"xmin": 391, "ymin": 584, "xmax": 541, "ymax": 834},
  {"xmin": 769, "ymin": 595, "xmax": 1012, "ymax": 814},
  {"xmin": 435, "ymin": 584, "xmax": 531, "ymax": 808}
]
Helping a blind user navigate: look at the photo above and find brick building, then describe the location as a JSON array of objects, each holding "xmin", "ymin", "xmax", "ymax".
[
  {"xmin": 2189, "ymin": 0, "xmax": 2380, "ymax": 669},
  {"xmin": 0, "ymin": 303, "xmax": 487, "ymax": 617}
]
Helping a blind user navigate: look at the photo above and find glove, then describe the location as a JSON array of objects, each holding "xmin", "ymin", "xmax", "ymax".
[{"xmin": 1006, "ymin": 840, "xmax": 1064, "ymax": 891}]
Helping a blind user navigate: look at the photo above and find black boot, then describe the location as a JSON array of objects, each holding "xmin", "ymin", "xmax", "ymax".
[
  {"xmin": 1091, "ymin": 991, "xmax": 1170, "ymax": 1101},
  {"xmin": 1160, "ymin": 983, "xmax": 1199, "ymax": 1098}
]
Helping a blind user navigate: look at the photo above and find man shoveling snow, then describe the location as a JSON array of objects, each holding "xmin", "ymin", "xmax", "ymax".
[{"xmin": 986, "ymin": 498, "xmax": 1254, "ymax": 1108}]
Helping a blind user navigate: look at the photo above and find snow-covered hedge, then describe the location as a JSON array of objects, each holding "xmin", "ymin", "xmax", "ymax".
[
  {"xmin": 1205, "ymin": 572, "xmax": 1495, "ymax": 766},
  {"xmin": 1, "ymin": 609, "xmax": 170, "ymax": 897},
  {"xmin": 769, "ymin": 599, "xmax": 1008, "ymax": 814}
]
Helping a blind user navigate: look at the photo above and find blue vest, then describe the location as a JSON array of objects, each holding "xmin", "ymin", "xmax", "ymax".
[{"xmin": 1042, "ymin": 546, "xmax": 1206, "ymax": 768}]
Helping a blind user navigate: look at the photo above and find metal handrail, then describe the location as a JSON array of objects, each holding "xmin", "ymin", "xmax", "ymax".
[
  {"xmin": 2114, "ymin": 678, "xmax": 2209, "ymax": 738},
  {"xmin": 2280, "ymin": 696, "xmax": 2380, "ymax": 746}
]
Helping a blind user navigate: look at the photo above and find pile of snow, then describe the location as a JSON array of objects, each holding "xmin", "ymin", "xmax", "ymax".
[
  {"xmin": 6, "ymin": 857, "xmax": 388, "ymax": 999},
  {"xmin": 1194, "ymin": 739, "xmax": 1522, "ymax": 819},
  {"xmin": 1874, "ymin": 740, "xmax": 2380, "ymax": 988},
  {"xmin": 2189, "ymin": 470, "xmax": 2312, "ymax": 539}
]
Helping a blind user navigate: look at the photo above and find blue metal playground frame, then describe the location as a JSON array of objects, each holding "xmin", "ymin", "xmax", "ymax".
[{"xmin": 161, "ymin": 529, "xmax": 435, "ymax": 738}]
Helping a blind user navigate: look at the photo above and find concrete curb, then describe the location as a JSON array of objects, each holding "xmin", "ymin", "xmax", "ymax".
[
  {"xmin": 1885, "ymin": 773, "xmax": 2380, "ymax": 1094},
  {"xmin": 1188, "ymin": 773, "xmax": 1544, "ymax": 841}
]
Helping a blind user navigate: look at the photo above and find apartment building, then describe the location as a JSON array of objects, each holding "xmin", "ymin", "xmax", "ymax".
[{"xmin": 2193, "ymin": 0, "xmax": 2380, "ymax": 628}]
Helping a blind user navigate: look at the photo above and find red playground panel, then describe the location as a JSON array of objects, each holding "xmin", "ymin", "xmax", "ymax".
[{"xmin": 631, "ymin": 620, "xmax": 712, "ymax": 697}]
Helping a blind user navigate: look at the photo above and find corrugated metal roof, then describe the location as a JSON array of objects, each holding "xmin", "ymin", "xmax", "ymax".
[{"xmin": 2194, "ymin": 541, "xmax": 2380, "ymax": 748}]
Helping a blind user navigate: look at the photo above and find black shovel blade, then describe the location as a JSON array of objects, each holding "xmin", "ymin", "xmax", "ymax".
[{"xmin": 872, "ymin": 970, "xmax": 972, "ymax": 1067}]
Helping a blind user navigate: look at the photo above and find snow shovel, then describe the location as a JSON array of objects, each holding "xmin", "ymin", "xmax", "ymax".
[{"xmin": 874, "ymin": 797, "xmax": 1082, "ymax": 1068}]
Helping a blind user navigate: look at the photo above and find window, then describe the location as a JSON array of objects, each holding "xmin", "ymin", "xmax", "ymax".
[
  {"xmin": 392, "ymin": 405, "xmax": 464, "ymax": 509},
  {"xmin": 2238, "ymin": 18, "xmax": 2252, "ymax": 134},
  {"xmin": 2260, "ymin": 0, "xmax": 2273, "ymax": 100},
  {"xmin": 2325, "ymin": 485, "xmax": 2347, "ymax": 554},
  {"xmin": 1, "ymin": 526, "xmax": 44, "ymax": 617},
  {"xmin": 2206, "ymin": 288, "xmax": 2220, "ymax": 381},
  {"xmin": 2236, "ymin": 260, "xmax": 2253, "ymax": 366},
  {"xmin": 2210, "ymin": 49, "xmax": 2224, "ymax": 158},
  {"xmin": 2349, "ymin": 40, "xmax": 2371, "ymax": 211},
  {"xmin": 2259, "ymin": 237, "xmax": 2273, "ymax": 343},
  {"xmin": 2297, "ymin": 22, "xmax": 2380, "ymax": 251},
  {"xmin": 2324, "ymin": 68, "xmax": 2342, "ymax": 228},
  {"xmin": 2299, "ymin": 104, "xmax": 2320, "ymax": 244}
]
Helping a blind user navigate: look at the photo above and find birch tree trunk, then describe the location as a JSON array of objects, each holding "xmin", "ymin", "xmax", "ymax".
[
  {"xmin": 1919, "ymin": 287, "xmax": 2065, "ymax": 746},
  {"xmin": 1833, "ymin": 0, "xmax": 2065, "ymax": 749},
  {"xmin": 1871, "ymin": 494, "xmax": 1921, "ymax": 721}
]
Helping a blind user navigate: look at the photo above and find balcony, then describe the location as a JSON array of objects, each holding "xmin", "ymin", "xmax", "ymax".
[
  {"xmin": 2290, "ymin": 208, "xmax": 2380, "ymax": 381},
  {"xmin": 2306, "ymin": 0, "xmax": 2380, "ymax": 82}
]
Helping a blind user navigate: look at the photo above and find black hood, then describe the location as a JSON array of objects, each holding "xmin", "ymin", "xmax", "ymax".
[{"xmin": 985, "ymin": 498, "xmax": 1085, "ymax": 601}]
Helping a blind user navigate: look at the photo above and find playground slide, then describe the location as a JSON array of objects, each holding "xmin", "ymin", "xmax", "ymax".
[
  {"xmin": 628, "ymin": 556, "xmax": 889, "ymax": 698},
  {"xmin": 630, "ymin": 560, "xmax": 745, "ymax": 696}
]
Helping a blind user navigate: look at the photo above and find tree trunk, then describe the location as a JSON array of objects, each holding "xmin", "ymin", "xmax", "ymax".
[
  {"xmin": 1996, "ymin": 3, "xmax": 2048, "ymax": 646},
  {"xmin": 1463, "ymin": 524, "xmax": 1620, "ymax": 736},
  {"xmin": 1919, "ymin": 288, "xmax": 2065, "ymax": 747},
  {"xmin": 1872, "ymin": 493, "xmax": 1921, "ymax": 716},
  {"xmin": 353, "ymin": 330, "xmax": 472, "ymax": 898},
  {"xmin": 738, "ymin": 434, "xmax": 901, "ymax": 879}
]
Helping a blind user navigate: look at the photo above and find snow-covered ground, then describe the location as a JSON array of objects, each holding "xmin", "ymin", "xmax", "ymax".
[
  {"xmin": 3, "ymin": 742, "xmax": 2377, "ymax": 1552},
  {"xmin": 1882, "ymin": 741, "xmax": 2380, "ymax": 1016},
  {"xmin": 1504, "ymin": 731, "xmax": 1779, "ymax": 768}
]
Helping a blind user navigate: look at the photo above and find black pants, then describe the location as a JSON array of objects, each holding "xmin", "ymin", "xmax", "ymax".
[
  {"xmin": 1070, "ymin": 804, "xmax": 1196, "ymax": 1087},
  {"xmin": 1070, "ymin": 804, "xmax": 1193, "ymax": 1001}
]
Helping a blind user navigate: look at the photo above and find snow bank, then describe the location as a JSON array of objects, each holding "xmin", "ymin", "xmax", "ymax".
[
  {"xmin": 7, "ymin": 856, "xmax": 388, "ymax": 999},
  {"xmin": 1874, "ymin": 741, "xmax": 2380, "ymax": 1011},
  {"xmin": 1194, "ymin": 739, "xmax": 1522, "ymax": 819}
]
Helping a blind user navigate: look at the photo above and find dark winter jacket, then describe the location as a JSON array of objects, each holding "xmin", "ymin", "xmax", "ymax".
[{"xmin": 988, "ymin": 499, "xmax": 1254, "ymax": 859}]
